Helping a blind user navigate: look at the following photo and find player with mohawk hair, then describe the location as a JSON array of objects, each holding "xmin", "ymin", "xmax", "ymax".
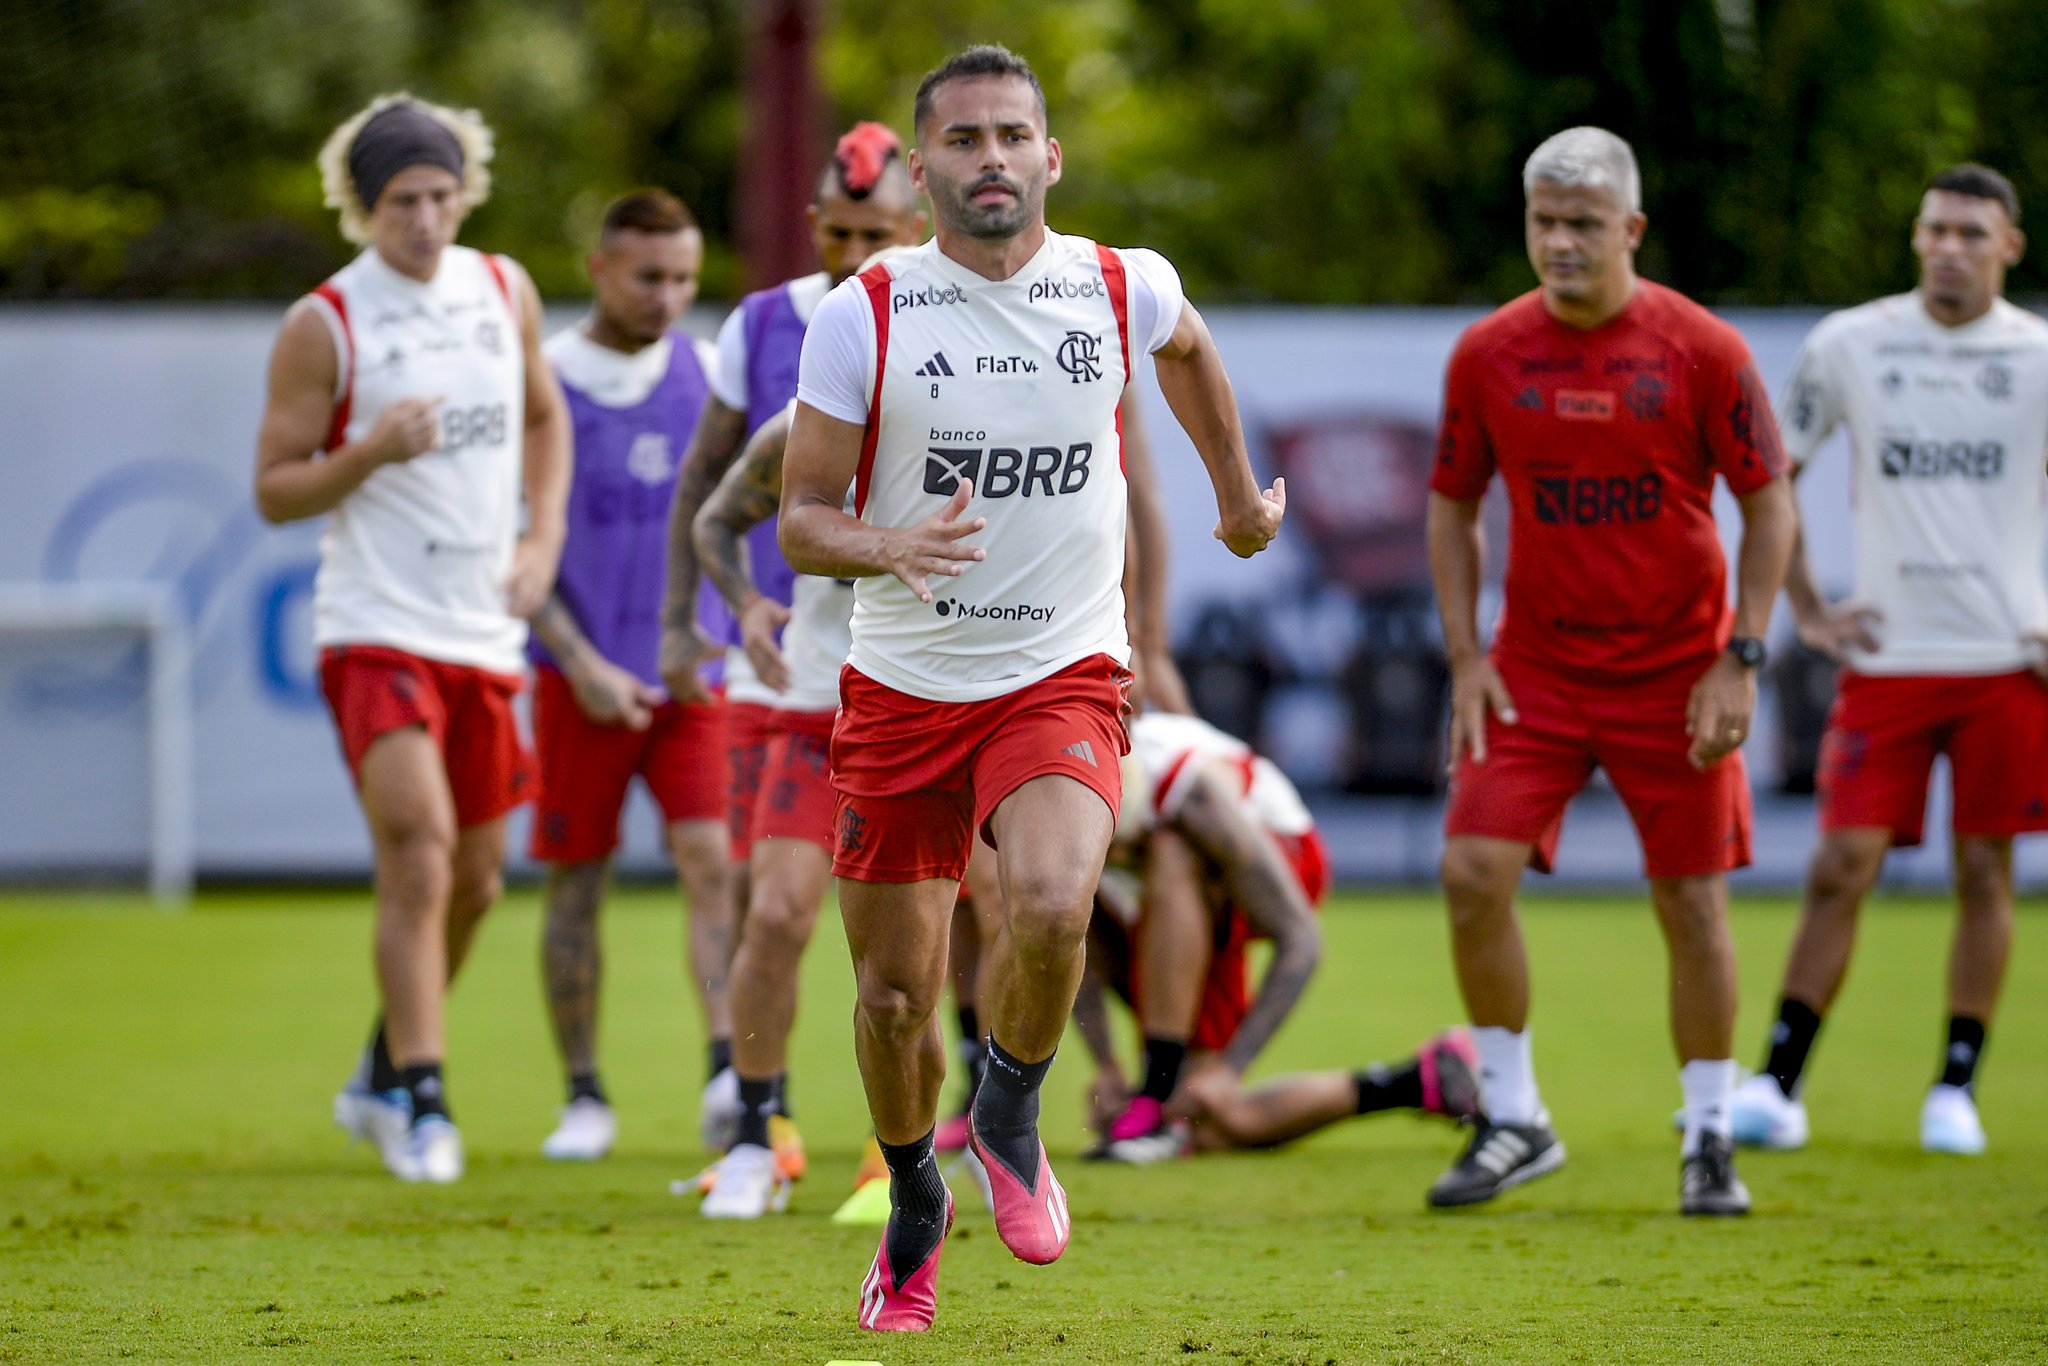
[{"xmin": 661, "ymin": 122, "xmax": 927, "ymax": 1207}]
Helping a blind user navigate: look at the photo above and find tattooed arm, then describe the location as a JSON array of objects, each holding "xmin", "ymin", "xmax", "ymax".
[
  {"xmin": 531, "ymin": 592, "xmax": 661, "ymax": 729},
  {"xmin": 1172, "ymin": 766, "xmax": 1322, "ymax": 1075},
  {"xmin": 694, "ymin": 406, "xmax": 795, "ymax": 693},
  {"xmin": 659, "ymin": 395, "xmax": 751, "ymax": 703}
]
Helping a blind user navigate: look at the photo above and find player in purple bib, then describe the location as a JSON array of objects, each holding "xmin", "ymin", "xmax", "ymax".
[{"xmin": 526, "ymin": 190, "xmax": 739, "ymax": 1162}]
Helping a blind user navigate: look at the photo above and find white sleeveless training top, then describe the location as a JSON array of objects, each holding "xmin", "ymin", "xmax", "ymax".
[
  {"xmin": 304, "ymin": 244, "xmax": 527, "ymax": 675},
  {"xmin": 797, "ymin": 231, "xmax": 1185, "ymax": 702}
]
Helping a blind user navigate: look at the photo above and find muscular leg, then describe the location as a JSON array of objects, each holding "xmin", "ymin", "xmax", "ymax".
[
  {"xmin": 1949, "ymin": 835, "xmax": 2013, "ymax": 1023},
  {"xmin": 358, "ymin": 727, "xmax": 458, "ymax": 1069},
  {"xmin": 1440, "ymin": 836, "xmax": 1534, "ymax": 1030},
  {"xmin": 1778, "ymin": 828, "xmax": 1890, "ymax": 1012},
  {"xmin": 541, "ymin": 858, "xmax": 608, "ymax": 1083},
  {"xmin": 1189, "ymin": 1070, "xmax": 1354, "ymax": 1150},
  {"xmin": 1134, "ymin": 829, "xmax": 1212, "ymax": 1042},
  {"xmin": 1648, "ymin": 874, "xmax": 1739, "ymax": 1063},
  {"xmin": 841, "ymin": 878, "xmax": 958, "ymax": 1143},
  {"xmin": 729, "ymin": 837, "xmax": 833, "ymax": 1081},
  {"xmin": 668, "ymin": 817, "xmax": 736, "ymax": 1049},
  {"xmin": 447, "ymin": 818, "xmax": 506, "ymax": 975}
]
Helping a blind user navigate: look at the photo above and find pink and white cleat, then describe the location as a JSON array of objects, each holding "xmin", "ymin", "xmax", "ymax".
[
  {"xmin": 1418, "ymin": 1027, "xmax": 1482, "ymax": 1122},
  {"xmin": 856, "ymin": 1190, "xmax": 956, "ymax": 1333},
  {"xmin": 933, "ymin": 1112, "xmax": 971, "ymax": 1155},
  {"xmin": 967, "ymin": 1117, "xmax": 1071, "ymax": 1264}
]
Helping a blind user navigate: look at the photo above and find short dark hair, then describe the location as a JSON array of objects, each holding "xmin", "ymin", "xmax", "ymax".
[
  {"xmin": 600, "ymin": 188, "xmax": 697, "ymax": 240},
  {"xmin": 913, "ymin": 44, "xmax": 1046, "ymax": 133},
  {"xmin": 1928, "ymin": 163, "xmax": 2020, "ymax": 225}
]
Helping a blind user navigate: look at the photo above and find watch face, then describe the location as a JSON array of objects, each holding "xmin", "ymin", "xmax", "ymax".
[{"xmin": 1731, "ymin": 637, "xmax": 1765, "ymax": 667}]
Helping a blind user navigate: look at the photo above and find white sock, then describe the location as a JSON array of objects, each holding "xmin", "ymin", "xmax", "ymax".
[
  {"xmin": 1472, "ymin": 1026, "xmax": 1541, "ymax": 1126},
  {"xmin": 1680, "ymin": 1058, "xmax": 1738, "ymax": 1157}
]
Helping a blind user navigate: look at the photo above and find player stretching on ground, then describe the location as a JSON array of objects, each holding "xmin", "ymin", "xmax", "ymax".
[
  {"xmin": 526, "ymin": 189, "xmax": 736, "ymax": 1161},
  {"xmin": 255, "ymin": 95, "xmax": 569, "ymax": 1182},
  {"xmin": 659, "ymin": 124, "xmax": 926, "ymax": 1149},
  {"xmin": 1077, "ymin": 712, "xmax": 1478, "ymax": 1160},
  {"xmin": 1425, "ymin": 128, "xmax": 1795, "ymax": 1215},
  {"xmin": 1731, "ymin": 164, "xmax": 2048, "ymax": 1156},
  {"xmin": 780, "ymin": 45, "xmax": 1282, "ymax": 1330}
]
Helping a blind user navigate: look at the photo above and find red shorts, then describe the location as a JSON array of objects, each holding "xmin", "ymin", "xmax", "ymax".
[
  {"xmin": 725, "ymin": 700, "xmax": 779, "ymax": 861},
  {"xmin": 751, "ymin": 709, "xmax": 838, "ymax": 852},
  {"xmin": 1191, "ymin": 828, "xmax": 1331, "ymax": 1052},
  {"xmin": 1819, "ymin": 670, "xmax": 2048, "ymax": 847},
  {"xmin": 831, "ymin": 655, "xmax": 1133, "ymax": 883},
  {"xmin": 318, "ymin": 644, "xmax": 532, "ymax": 829},
  {"xmin": 528, "ymin": 665, "xmax": 729, "ymax": 863},
  {"xmin": 1445, "ymin": 653, "xmax": 1752, "ymax": 879}
]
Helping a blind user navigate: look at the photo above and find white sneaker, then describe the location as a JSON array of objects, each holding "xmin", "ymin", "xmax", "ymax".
[
  {"xmin": 541, "ymin": 1097, "xmax": 617, "ymax": 1161},
  {"xmin": 701, "ymin": 1067, "xmax": 741, "ymax": 1150},
  {"xmin": 1728, "ymin": 1073, "xmax": 1808, "ymax": 1151},
  {"xmin": 396, "ymin": 1117, "xmax": 465, "ymax": 1183},
  {"xmin": 1921, "ymin": 1084, "xmax": 1986, "ymax": 1155},
  {"xmin": 699, "ymin": 1142, "xmax": 790, "ymax": 1218},
  {"xmin": 334, "ymin": 1084, "xmax": 412, "ymax": 1174}
]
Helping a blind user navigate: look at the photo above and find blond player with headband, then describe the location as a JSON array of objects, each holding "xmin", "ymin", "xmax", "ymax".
[{"xmin": 254, "ymin": 94, "xmax": 569, "ymax": 1184}]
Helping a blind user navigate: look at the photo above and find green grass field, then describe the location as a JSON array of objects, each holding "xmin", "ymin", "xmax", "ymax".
[{"xmin": 3, "ymin": 887, "xmax": 2045, "ymax": 1363}]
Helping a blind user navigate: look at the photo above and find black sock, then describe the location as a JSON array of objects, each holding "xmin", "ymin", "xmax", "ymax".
[
  {"xmin": 401, "ymin": 1062, "xmax": 449, "ymax": 1125},
  {"xmin": 1353, "ymin": 1061, "xmax": 1424, "ymax": 1114},
  {"xmin": 970, "ymin": 1035, "xmax": 1052, "ymax": 1188},
  {"xmin": 955, "ymin": 1006, "xmax": 986, "ymax": 1102},
  {"xmin": 1762, "ymin": 997, "xmax": 1823, "ymax": 1099},
  {"xmin": 774, "ymin": 1072, "xmax": 792, "ymax": 1119},
  {"xmin": 1940, "ymin": 1016, "xmax": 1987, "ymax": 1090},
  {"xmin": 708, "ymin": 1037, "xmax": 733, "ymax": 1082},
  {"xmin": 366, "ymin": 1018, "xmax": 403, "ymax": 1092},
  {"xmin": 734, "ymin": 1074, "xmax": 777, "ymax": 1149},
  {"xmin": 568, "ymin": 1071, "xmax": 606, "ymax": 1106},
  {"xmin": 879, "ymin": 1130, "xmax": 949, "ymax": 1287},
  {"xmin": 1140, "ymin": 1036, "xmax": 1188, "ymax": 1104}
]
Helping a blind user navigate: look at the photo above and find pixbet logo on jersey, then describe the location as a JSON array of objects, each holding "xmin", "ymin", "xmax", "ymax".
[
  {"xmin": 922, "ymin": 434, "xmax": 1096, "ymax": 499},
  {"xmin": 892, "ymin": 283, "xmax": 967, "ymax": 313},
  {"xmin": 1029, "ymin": 276, "xmax": 1107, "ymax": 303}
]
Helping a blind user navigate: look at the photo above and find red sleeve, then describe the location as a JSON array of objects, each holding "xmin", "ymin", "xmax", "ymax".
[
  {"xmin": 1429, "ymin": 335, "xmax": 1495, "ymax": 500},
  {"xmin": 1696, "ymin": 325, "xmax": 1788, "ymax": 496}
]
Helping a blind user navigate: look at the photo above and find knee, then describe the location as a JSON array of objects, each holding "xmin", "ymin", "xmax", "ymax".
[
  {"xmin": 856, "ymin": 971, "xmax": 940, "ymax": 1042},
  {"xmin": 1807, "ymin": 838, "xmax": 1883, "ymax": 905},
  {"xmin": 1439, "ymin": 843, "xmax": 1517, "ymax": 931},
  {"xmin": 741, "ymin": 883, "xmax": 814, "ymax": 957},
  {"xmin": 452, "ymin": 865, "xmax": 502, "ymax": 920},
  {"xmin": 1651, "ymin": 879, "xmax": 1727, "ymax": 950},
  {"xmin": 1002, "ymin": 885, "xmax": 1092, "ymax": 960},
  {"xmin": 1954, "ymin": 842, "xmax": 2011, "ymax": 917}
]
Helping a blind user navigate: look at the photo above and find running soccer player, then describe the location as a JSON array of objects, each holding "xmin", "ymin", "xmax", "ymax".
[
  {"xmin": 254, "ymin": 95, "xmax": 569, "ymax": 1182},
  {"xmin": 1078, "ymin": 712, "xmax": 1478, "ymax": 1160},
  {"xmin": 1425, "ymin": 127, "xmax": 1796, "ymax": 1216},
  {"xmin": 526, "ymin": 189, "xmax": 736, "ymax": 1161},
  {"xmin": 780, "ymin": 45, "xmax": 1283, "ymax": 1330},
  {"xmin": 1730, "ymin": 164, "xmax": 2048, "ymax": 1156}
]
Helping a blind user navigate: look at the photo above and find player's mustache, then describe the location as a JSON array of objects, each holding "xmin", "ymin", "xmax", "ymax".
[{"xmin": 965, "ymin": 174, "xmax": 1022, "ymax": 201}]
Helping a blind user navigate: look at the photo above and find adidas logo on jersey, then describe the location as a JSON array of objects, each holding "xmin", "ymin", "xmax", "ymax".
[
  {"xmin": 914, "ymin": 352, "xmax": 956, "ymax": 378},
  {"xmin": 1062, "ymin": 740, "xmax": 1099, "ymax": 767}
]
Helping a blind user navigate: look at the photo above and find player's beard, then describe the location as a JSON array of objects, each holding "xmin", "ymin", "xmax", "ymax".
[{"xmin": 932, "ymin": 169, "xmax": 1041, "ymax": 241}]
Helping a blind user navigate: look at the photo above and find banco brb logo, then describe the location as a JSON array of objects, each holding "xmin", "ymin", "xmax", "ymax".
[{"xmin": 1057, "ymin": 331, "xmax": 1102, "ymax": 384}]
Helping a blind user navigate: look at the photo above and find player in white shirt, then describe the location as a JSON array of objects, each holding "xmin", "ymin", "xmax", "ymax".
[
  {"xmin": 254, "ymin": 95, "xmax": 569, "ymax": 1183},
  {"xmin": 1734, "ymin": 164, "xmax": 2048, "ymax": 1156},
  {"xmin": 1073, "ymin": 714, "xmax": 1478, "ymax": 1162},
  {"xmin": 778, "ymin": 46, "xmax": 1283, "ymax": 1332}
]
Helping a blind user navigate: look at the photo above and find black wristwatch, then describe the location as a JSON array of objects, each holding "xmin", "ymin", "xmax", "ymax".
[{"xmin": 1726, "ymin": 635, "xmax": 1767, "ymax": 669}]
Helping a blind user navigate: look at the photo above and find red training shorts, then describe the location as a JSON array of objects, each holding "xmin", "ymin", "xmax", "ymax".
[
  {"xmin": 750, "ymin": 708, "xmax": 838, "ymax": 852},
  {"xmin": 318, "ymin": 643, "xmax": 532, "ymax": 829},
  {"xmin": 528, "ymin": 665, "xmax": 729, "ymax": 863},
  {"xmin": 725, "ymin": 700, "xmax": 779, "ymax": 861},
  {"xmin": 831, "ymin": 655, "xmax": 1133, "ymax": 883},
  {"xmin": 1444, "ymin": 653, "xmax": 1752, "ymax": 879},
  {"xmin": 1818, "ymin": 669, "xmax": 2048, "ymax": 847},
  {"xmin": 1192, "ymin": 828, "xmax": 1332, "ymax": 1052}
]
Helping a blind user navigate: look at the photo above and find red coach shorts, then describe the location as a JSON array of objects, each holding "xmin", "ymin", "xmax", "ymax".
[
  {"xmin": 318, "ymin": 643, "xmax": 532, "ymax": 829},
  {"xmin": 1191, "ymin": 828, "xmax": 1332, "ymax": 1052},
  {"xmin": 725, "ymin": 700, "xmax": 779, "ymax": 861},
  {"xmin": 528, "ymin": 665, "xmax": 729, "ymax": 863},
  {"xmin": 1818, "ymin": 669, "xmax": 2048, "ymax": 847},
  {"xmin": 831, "ymin": 655, "xmax": 1133, "ymax": 883},
  {"xmin": 751, "ymin": 708, "xmax": 837, "ymax": 852},
  {"xmin": 1445, "ymin": 653, "xmax": 1752, "ymax": 879}
]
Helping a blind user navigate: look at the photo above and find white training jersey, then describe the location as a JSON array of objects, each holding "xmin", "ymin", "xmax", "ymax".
[
  {"xmin": 780, "ymin": 571, "xmax": 856, "ymax": 714},
  {"xmin": 798, "ymin": 231, "xmax": 1185, "ymax": 702},
  {"xmin": 1779, "ymin": 293, "xmax": 2048, "ymax": 675},
  {"xmin": 305, "ymin": 245, "xmax": 527, "ymax": 674},
  {"xmin": 1126, "ymin": 712, "xmax": 1314, "ymax": 838}
]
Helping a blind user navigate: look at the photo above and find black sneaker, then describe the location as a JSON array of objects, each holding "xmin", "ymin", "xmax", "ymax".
[
  {"xmin": 1427, "ymin": 1116, "xmax": 1566, "ymax": 1207},
  {"xmin": 1680, "ymin": 1132, "xmax": 1751, "ymax": 1216}
]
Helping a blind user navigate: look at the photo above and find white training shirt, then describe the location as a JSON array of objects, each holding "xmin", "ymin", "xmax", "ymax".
[
  {"xmin": 545, "ymin": 326, "xmax": 719, "ymax": 410},
  {"xmin": 305, "ymin": 245, "xmax": 528, "ymax": 675},
  {"xmin": 1779, "ymin": 292, "xmax": 2048, "ymax": 675},
  {"xmin": 797, "ymin": 231, "xmax": 1184, "ymax": 701},
  {"xmin": 779, "ymin": 570, "xmax": 856, "ymax": 714},
  {"xmin": 1124, "ymin": 712, "xmax": 1315, "ymax": 839},
  {"xmin": 707, "ymin": 272, "xmax": 832, "ymax": 412}
]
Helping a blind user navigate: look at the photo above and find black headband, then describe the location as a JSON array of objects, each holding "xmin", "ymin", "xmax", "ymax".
[{"xmin": 348, "ymin": 102, "xmax": 465, "ymax": 212}]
